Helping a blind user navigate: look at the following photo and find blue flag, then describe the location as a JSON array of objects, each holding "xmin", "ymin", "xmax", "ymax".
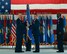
[
  {"xmin": 49, "ymin": 16, "xmax": 54, "ymax": 44},
  {"xmin": 26, "ymin": 4, "xmax": 31, "ymax": 24},
  {"xmin": 0, "ymin": 17, "xmax": 4, "ymax": 44},
  {"xmin": 26, "ymin": 4, "xmax": 34, "ymax": 44},
  {"xmin": 49, "ymin": 16, "xmax": 53, "ymax": 27},
  {"xmin": 39, "ymin": 16, "xmax": 43, "ymax": 43},
  {"xmin": 63, "ymin": 16, "xmax": 66, "ymax": 27},
  {"xmin": 6, "ymin": 16, "xmax": 11, "ymax": 44},
  {"xmin": 63, "ymin": 16, "xmax": 66, "ymax": 32},
  {"xmin": 45, "ymin": 16, "xmax": 49, "ymax": 44}
]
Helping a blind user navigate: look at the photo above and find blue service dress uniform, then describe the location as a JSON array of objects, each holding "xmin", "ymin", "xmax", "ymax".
[
  {"xmin": 15, "ymin": 18, "xmax": 26, "ymax": 52},
  {"xmin": 57, "ymin": 17, "xmax": 64, "ymax": 52},
  {"xmin": 32, "ymin": 19, "xmax": 40, "ymax": 52}
]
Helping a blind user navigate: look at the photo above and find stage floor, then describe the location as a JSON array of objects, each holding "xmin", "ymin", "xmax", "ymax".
[{"xmin": 0, "ymin": 49, "xmax": 67, "ymax": 54}]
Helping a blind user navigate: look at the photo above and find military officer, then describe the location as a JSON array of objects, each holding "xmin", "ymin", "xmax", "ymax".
[
  {"xmin": 31, "ymin": 14, "xmax": 40, "ymax": 52},
  {"xmin": 15, "ymin": 13, "xmax": 26, "ymax": 53},
  {"xmin": 57, "ymin": 13, "xmax": 64, "ymax": 52}
]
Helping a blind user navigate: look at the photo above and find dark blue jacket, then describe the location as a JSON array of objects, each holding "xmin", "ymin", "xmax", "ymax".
[
  {"xmin": 16, "ymin": 19, "xmax": 26, "ymax": 38},
  {"xmin": 57, "ymin": 18, "xmax": 64, "ymax": 34},
  {"xmin": 57, "ymin": 18, "xmax": 64, "ymax": 40},
  {"xmin": 32, "ymin": 19, "xmax": 40, "ymax": 36}
]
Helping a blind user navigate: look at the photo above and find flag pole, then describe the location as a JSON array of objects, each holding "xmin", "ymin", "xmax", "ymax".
[
  {"xmin": 26, "ymin": 4, "xmax": 31, "ymax": 41},
  {"xmin": 26, "ymin": 4, "xmax": 31, "ymax": 51}
]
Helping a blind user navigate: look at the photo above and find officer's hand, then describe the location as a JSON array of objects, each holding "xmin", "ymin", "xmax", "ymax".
[{"xmin": 29, "ymin": 25, "xmax": 32, "ymax": 28}]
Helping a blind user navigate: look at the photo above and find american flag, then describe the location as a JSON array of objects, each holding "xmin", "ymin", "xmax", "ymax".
[
  {"xmin": 0, "ymin": 0, "xmax": 67, "ymax": 13},
  {"xmin": 11, "ymin": 0, "xmax": 67, "ymax": 14},
  {"xmin": 10, "ymin": 15, "xmax": 16, "ymax": 46}
]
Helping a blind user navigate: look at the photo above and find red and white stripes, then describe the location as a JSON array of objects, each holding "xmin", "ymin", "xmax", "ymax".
[
  {"xmin": 10, "ymin": 0, "xmax": 67, "ymax": 14},
  {"xmin": 10, "ymin": 21, "xmax": 16, "ymax": 45}
]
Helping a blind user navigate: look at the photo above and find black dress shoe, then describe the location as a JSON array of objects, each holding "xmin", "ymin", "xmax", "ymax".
[
  {"xmin": 56, "ymin": 51, "xmax": 64, "ymax": 53},
  {"xmin": 26, "ymin": 50, "xmax": 31, "ymax": 51},
  {"xmin": 33, "ymin": 51, "xmax": 39, "ymax": 53},
  {"xmin": 15, "ymin": 51, "xmax": 24, "ymax": 53}
]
